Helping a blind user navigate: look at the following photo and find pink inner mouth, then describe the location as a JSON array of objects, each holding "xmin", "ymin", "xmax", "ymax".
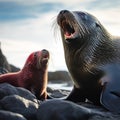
[{"xmin": 61, "ymin": 20, "xmax": 78, "ymax": 39}]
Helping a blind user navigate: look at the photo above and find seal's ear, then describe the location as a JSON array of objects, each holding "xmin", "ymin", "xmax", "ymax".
[{"xmin": 100, "ymin": 65, "xmax": 120, "ymax": 113}]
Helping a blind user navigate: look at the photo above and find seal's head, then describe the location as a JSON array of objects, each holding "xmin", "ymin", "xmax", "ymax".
[
  {"xmin": 22, "ymin": 50, "xmax": 50, "ymax": 100},
  {"xmin": 24, "ymin": 49, "xmax": 50, "ymax": 70},
  {"xmin": 57, "ymin": 10, "xmax": 110, "ymax": 45}
]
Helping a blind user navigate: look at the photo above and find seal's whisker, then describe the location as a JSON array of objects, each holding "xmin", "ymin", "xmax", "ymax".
[{"xmin": 52, "ymin": 19, "xmax": 61, "ymax": 42}]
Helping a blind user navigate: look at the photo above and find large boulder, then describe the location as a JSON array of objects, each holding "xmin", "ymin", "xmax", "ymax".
[
  {"xmin": 0, "ymin": 83, "xmax": 38, "ymax": 103},
  {"xmin": 0, "ymin": 42, "xmax": 11, "ymax": 72},
  {"xmin": 0, "ymin": 110, "xmax": 26, "ymax": 120},
  {"xmin": 0, "ymin": 95, "xmax": 38, "ymax": 120},
  {"xmin": 36, "ymin": 100, "xmax": 120, "ymax": 120},
  {"xmin": 0, "ymin": 83, "xmax": 120, "ymax": 120},
  {"xmin": 0, "ymin": 42, "xmax": 20, "ymax": 73}
]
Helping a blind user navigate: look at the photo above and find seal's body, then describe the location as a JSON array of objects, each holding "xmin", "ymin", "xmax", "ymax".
[
  {"xmin": 57, "ymin": 10, "xmax": 120, "ymax": 113},
  {"xmin": 0, "ymin": 50, "xmax": 50, "ymax": 100}
]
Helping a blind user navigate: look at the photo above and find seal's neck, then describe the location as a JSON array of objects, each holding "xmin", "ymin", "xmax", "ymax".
[{"xmin": 63, "ymin": 32, "xmax": 115, "ymax": 73}]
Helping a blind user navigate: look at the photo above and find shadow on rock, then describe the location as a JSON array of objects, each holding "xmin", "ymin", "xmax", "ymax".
[
  {"xmin": 36, "ymin": 99, "xmax": 120, "ymax": 120},
  {"xmin": 0, "ymin": 110, "xmax": 26, "ymax": 120},
  {"xmin": 0, "ymin": 95, "xmax": 39, "ymax": 120},
  {"xmin": 0, "ymin": 83, "xmax": 38, "ymax": 103}
]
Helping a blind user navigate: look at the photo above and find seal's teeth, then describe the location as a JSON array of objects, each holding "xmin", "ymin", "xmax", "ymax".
[
  {"xmin": 64, "ymin": 31, "xmax": 79, "ymax": 40},
  {"xmin": 61, "ymin": 20, "xmax": 75, "ymax": 36}
]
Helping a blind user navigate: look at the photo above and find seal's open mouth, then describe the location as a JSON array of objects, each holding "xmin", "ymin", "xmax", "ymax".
[
  {"xmin": 61, "ymin": 20, "xmax": 79, "ymax": 40},
  {"xmin": 62, "ymin": 20, "xmax": 75, "ymax": 38},
  {"xmin": 57, "ymin": 15, "xmax": 79, "ymax": 41},
  {"xmin": 41, "ymin": 54, "xmax": 49, "ymax": 65},
  {"xmin": 41, "ymin": 50, "xmax": 49, "ymax": 65}
]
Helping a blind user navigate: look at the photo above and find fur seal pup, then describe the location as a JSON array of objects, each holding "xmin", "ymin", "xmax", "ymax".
[
  {"xmin": 57, "ymin": 10, "xmax": 120, "ymax": 113},
  {"xmin": 0, "ymin": 49, "xmax": 50, "ymax": 100}
]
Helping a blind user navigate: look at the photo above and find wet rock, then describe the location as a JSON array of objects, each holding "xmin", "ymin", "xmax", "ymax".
[
  {"xmin": 0, "ymin": 42, "xmax": 20, "ymax": 73},
  {"xmin": 0, "ymin": 67, "xmax": 8, "ymax": 75},
  {"xmin": 0, "ymin": 95, "xmax": 39, "ymax": 120},
  {"xmin": 0, "ymin": 42, "xmax": 11, "ymax": 72},
  {"xmin": 10, "ymin": 64, "xmax": 20, "ymax": 72},
  {"xmin": 36, "ymin": 100, "xmax": 90, "ymax": 120},
  {"xmin": 0, "ymin": 83, "xmax": 120, "ymax": 120},
  {"xmin": 47, "ymin": 87, "xmax": 69, "ymax": 98},
  {"xmin": 0, "ymin": 110, "xmax": 26, "ymax": 120},
  {"xmin": 36, "ymin": 100, "xmax": 120, "ymax": 120},
  {"xmin": 0, "ymin": 83, "xmax": 38, "ymax": 103}
]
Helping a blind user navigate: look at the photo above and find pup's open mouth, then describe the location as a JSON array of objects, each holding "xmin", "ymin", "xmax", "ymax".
[
  {"xmin": 38, "ymin": 50, "xmax": 50, "ymax": 69},
  {"xmin": 41, "ymin": 50, "xmax": 49, "ymax": 65}
]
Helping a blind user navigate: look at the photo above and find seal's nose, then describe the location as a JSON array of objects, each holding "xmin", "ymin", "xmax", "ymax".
[
  {"xmin": 42, "ymin": 49, "xmax": 49, "ymax": 58},
  {"xmin": 42, "ymin": 49, "xmax": 48, "ymax": 52},
  {"xmin": 59, "ymin": 10, "xmax": 69, "ymax": 14}
]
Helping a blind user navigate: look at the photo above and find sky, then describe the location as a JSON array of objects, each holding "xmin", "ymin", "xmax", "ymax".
[{"xmin": 0, "ymin": 0, "xmax": 120, "ymax": 71}]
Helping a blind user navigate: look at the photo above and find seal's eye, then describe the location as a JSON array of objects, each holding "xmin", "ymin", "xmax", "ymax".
[
  {"xmin": 77, "ymin": 12, "xmax": 87, "ymax": 21},
  {"xmin": 95, "ymin": 22, "xmax": 101, "ymax": 28},
  {"xmin": 34, "ymin": 52, "xmax": 37, "ymax": 57}
]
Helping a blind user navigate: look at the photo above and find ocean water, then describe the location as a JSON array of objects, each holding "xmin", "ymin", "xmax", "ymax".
[{"xmin": 48, "ymin": 83, "xmax": 72, "ymax": 91}]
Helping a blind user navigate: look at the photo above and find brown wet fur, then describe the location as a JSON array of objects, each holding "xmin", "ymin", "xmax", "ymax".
[
  {"xmin": 0, "ymin": 50, "xmax": 49, "ymax": 100},
  {"xmin": 57, "ymin": 10, "xmax": 120, "ymax": 105}
]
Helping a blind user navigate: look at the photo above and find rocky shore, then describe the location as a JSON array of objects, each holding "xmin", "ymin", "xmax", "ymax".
[{"xmin": 0, "ymin": 83, "xmax": 120, "ymax": 120}]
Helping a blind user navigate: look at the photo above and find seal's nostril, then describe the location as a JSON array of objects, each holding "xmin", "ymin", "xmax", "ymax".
[
  {"xmin": 42, "ymin": 49, "xmax": 49, "ymax": 57},
  {"xmin": 60, "ymin": 10, "xmax": 69, "ymax": 14},
  {"xmin": 42, "ymin": 49, "xmax": 47, "ymax": 52}
]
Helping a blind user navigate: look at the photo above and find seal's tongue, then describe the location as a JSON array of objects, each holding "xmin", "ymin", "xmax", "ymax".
[
  {"xmin": 61, "ymin": 20, "xmax": 76, "ymax": 39},
  {"xmin": 65, "ymin": 31, "xmax": 71, "ymax": 36}
]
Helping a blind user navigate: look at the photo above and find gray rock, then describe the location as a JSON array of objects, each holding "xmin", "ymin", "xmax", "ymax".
[
  {"xmin": 47, "ymin": 87, "xmax": 69, "ymax": 98},
  {"xmin": 0, "ymin": 42, "xmax": 20, "ymax": 72},
  {"xmin": 36, "ymin": 99, "xmax": 91, "ymax": 120},
  {"xmin": 10, "ymin": 64, "xmax": 20, "ymax": 72},
  {"xmin": 0, "ymin": 83, "xmax": 38, "ymax": 103},
  {"xmin": 0, "ymin": 95, "xmax": 39, "ymax": 120},
  {"xmin": 36, "ymin": 100, "xmax": 120, "ymax": 120},
  {"xmin": 0, "ymin": 42, "xmax": 11, "ymax": 72},
  {"xmin": 0, "ymin": 82, "xmax": 120, "ymax": 120},
  {"xmin": 0, "ymin": 110, "xmax": 26, "ymax": 120},
  {"xmin": 0, "ymin": 67, "xmax": 8, "ymax": 75}
]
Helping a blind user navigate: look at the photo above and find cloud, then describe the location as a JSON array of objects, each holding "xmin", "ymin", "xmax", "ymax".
[
  {"xmin": 0, "ymin": 1, "xmax": 64, "ymax": 21},
  {"xmin": 84, "ymin": 0, "xmax": 120, "ymax": 10},
  {"xmin": 0, "ymin": 0, "xmax": 120, "ymax": 71},
  {"xmin": 2, "ymin": 0, "xmax": 119, "ymax": 22},
  {"xmin": 0, "ymin": 11, "xmax": 66, "ymax": 70}
]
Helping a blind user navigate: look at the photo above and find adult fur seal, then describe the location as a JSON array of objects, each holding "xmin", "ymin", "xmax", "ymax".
[
  {"xmin": 0, "ymin": 49, "xmax": 50, "ymax": 100},
  {"xmin": 57, "ymin": 10, "xmax": 120, "ymax": 113}
]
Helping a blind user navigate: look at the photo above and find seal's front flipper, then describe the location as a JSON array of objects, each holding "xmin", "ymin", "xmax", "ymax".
[
  {"xmin": 100, "ymin": 65, "xmax": 120, "ymax": 113},
  {"xmin": 66, "ymin": 86, "xmax": 86, "ymax": 102}
]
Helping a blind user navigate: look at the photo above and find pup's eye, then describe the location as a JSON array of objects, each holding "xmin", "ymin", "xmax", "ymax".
[{"xmin": 34, "ymin": 52, "xmax": 37, "ymax": 57}]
